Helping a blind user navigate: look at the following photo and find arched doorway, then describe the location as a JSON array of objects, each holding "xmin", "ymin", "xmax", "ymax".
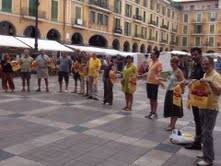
[
  {"xmin": 132, "ymin": 43, "xmax": 138, "ymax": 52},
  {"xmin": 147, "ymin": 45, "xmax": 152, "ymax": 53},
  {"xmin": 71, "ymin": 32, "xmax": 83, "ymax": 45},
  {"xmin": 112, "ymin": 39, "xmax": 120, "ymax": 50},
  {"xmin": 0, "ymin": 21, "xmax": 16, "ymax": 36},
  {"xmin": 165, "ymin": 48, "xmax": 169, "ymax": 52},
  {"xmin": 24, "ymin": 25, "xmax": 40, "ymax": 38},
  {"xmin": 123, "ymin": 41, "xmax": 130, "ymax": 52},
  {"xmin": 89, "ymin": 35, "xmax": 107, "ymax": 47},
  {"xmin": 140, "ymin": 44, "xmax": 145, "ymax": 53},
  {"xmin": 160, "ymin": 47, "xmax": 163, "ymax": 52},
  {"xmin": 47, "ymin": 29, "xmax": 60, "ymax": 41}
]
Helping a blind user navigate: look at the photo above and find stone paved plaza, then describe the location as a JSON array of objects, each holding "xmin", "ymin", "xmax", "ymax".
[{"xmin": 0, "ymin": 76, "xmax": 221, "ymax": 166}]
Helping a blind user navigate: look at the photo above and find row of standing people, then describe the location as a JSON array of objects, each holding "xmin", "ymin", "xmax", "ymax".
[
  {"xmin": 111, "ymin": 48, "xmax": 221, "ymax": 166},
  {"xmin": 142, "ymin": 48, "xmax": 221, "ymax": 166},
  {"xmin": 1, "ymin": 48, "xmax": 221, "ymax": 166}
]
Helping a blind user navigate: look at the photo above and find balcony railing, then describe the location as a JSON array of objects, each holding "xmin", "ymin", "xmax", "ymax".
[
  {"xmin": 72, "ymin": 18, "xmax": 85, "ymax": 27},
  {"xmin": 160, "ymin": 39, "xmax": 168, "ymax": 44},
  {"xmin": 170, "ymin": 41, "xmax": 176, "ymax": 45},
  {"xmin": 133, "ymin": 15, "xmax": 142, "ymax": 21},
  {"xmin": 149, "ymin": 20, "xmax": 156, "ymax": 26},
  {"xmin": 161, "ymin": 25, "xmax": 169, "ymax": 30},
  {"xmin": 21, "ymin": 8, "xmax": 47, "ymax": 19},
  {"xmin": 172, "ymin": 28, "xmax": 177, "ymax": 33},
  {"xmin": 113, "ymin": 27, "xmax": 122, "ymax": 34},
  {"xmin": 148, "ymin": 37, "xmax": 156, "ymax": 41},
  {"xmin": 194, "ymin": 31, "xmax": 202, "ymax": 34},
  {"xmin": 0, "ymin": 8, "xmax": 12, "ymax": 13},
  {"xmin": 134, "ymin": 33, "xmax": 146, "ymax": 39},
  {"xmin": 89, "ymin": 0, "xmax": 109, "ymax": 10}
]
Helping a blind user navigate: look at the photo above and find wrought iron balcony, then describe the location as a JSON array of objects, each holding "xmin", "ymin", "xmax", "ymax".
[
  {"xmin": 161, "ymin": 25, "xmax": 169, "ymax": 30},
  {"xmin": 21, "ymin": 8, "xmax": 47, "ymax": 19},
  {"xmin": 133, "ymin": 15, "xmax": 142, "ymax": 21},
  {"xmin": 148, "ymin": 37, "xmax": 156, "ymax": 41},
  {"xmin": 113, "ymin": 27, "xmax": 122, "ymax": 34},
  {"xmin": 172, "ymin": 28, "xmax": 177, "ymax": 33},
  {"xmin": 161, "ymin": 39, "xmax": 168, "ymax": 44},
  {"xmin": 149, "ymin": 20, "xmax": 156, "ymax": 26},
  {"xmin": 89, "ymin": 0, "xmax": 109, "ymax": 10}
]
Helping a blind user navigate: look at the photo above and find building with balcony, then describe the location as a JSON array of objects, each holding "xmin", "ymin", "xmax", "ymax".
[
  {"xmin": 178, "ymin": 0, "xmax": 221, "ymax": 52},
  {"xmin": 0, "ymin": 0, "xmax": 220, "ymax": 53}
]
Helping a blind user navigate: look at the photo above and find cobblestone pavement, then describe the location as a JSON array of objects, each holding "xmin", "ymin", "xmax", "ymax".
[{"xmin": 0, "ymin": 76, "xmax": 221, "ymax": 166}]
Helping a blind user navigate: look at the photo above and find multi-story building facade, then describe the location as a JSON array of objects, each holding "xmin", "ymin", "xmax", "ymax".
[
  {"xmin": 0, "ymin": 0, "xmax": 220, "ymax": 53},
  {"xmin": 178, "ymin": 0, "xmax": 221, "ymax": 53}
]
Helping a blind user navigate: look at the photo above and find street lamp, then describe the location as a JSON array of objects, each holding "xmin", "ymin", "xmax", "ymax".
[{"xmin": 34, "ymin": 0, "xmax": 39, "ymax": 51}]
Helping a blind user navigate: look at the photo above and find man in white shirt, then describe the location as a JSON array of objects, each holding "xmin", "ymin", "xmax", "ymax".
[
  {"xmin": 35, "ymin": 51, "xmax": 50, "ymax": 92},
  {"xmin": 19, "ymin": 49, "xmax": 33, "ymax": 92}
]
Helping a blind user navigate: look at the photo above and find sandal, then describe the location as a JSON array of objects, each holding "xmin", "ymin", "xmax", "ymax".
[
  {"xmin": 165, "ymin": 126, "xmax": 175, "ymax": 131},
  {"xmin": 122, "ymin": 107, "xmax": 128, "ymax": 110}
]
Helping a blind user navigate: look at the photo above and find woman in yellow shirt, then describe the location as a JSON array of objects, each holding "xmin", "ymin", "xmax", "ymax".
[{"xmin": 121, "ymin": 56, "xmax": 137, "ymax": 111}]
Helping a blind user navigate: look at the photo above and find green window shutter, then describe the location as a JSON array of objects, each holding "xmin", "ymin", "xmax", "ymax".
[
  {"xmin": 29, "ymin": 0, "xmax": 36, "ymax": 16},
  {"xmin": 2, "ymin": 0, "xmax": 12, "ymax": 12},
  {"xmin": 51, "ymin": 0, "xmax": 58, "ymax": 21}
]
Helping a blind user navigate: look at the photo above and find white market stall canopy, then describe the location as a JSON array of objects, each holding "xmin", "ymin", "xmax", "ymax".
[
  {"xmin": 0, "ymin": 35, "xmax": 30, "ymax": 48},
  {"xmin": 66, "ymin": 45, "xmax": 120, "ymax": 56},
  {"xmin": 169, "ymin": 50, "xmax": 191, "ymax": 56},
  {"xmin": 203, "ymin": 53, "xmax": 221, "ymax": 58},
  {"xmin": 16, "ymin": 37, "xmax": 73, "ymax": 52},
  {"xmin": 66, "ymin": 44, "xmax": 144, "ymax": 66}
]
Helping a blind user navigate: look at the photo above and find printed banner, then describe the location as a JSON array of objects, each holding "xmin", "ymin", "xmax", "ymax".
[
  {"xmin": 173, "ymin": 85, "xmax": 182, "ymax": 107},
  {"xmin": 189, "ymin": 80, "xmax": 210, "ymax": 108}
]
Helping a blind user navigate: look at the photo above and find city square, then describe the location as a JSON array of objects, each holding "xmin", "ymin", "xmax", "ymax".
[
  {"xmin": 0, "ymin": 76, "xmax": 220, "ymax": 166},
  {"xmin": 0, "ymin": 0, "xmax": 221, "ymax": 165}
]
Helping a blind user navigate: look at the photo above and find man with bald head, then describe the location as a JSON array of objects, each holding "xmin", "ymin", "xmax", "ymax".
[
  {"xmin": 196, "ymin": 56, "xmax": 221, "ymax": 166},
  {"xmin": 19, "ymin": 49, "xmax": 33, "ymax": 92},
  {"xmin": 35, "ymin": 51, "xmax": 50, "ymax": 92}
]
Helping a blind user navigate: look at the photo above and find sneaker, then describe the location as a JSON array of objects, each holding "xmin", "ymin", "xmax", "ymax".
[
  {"xmin": 92, "ymin": 97, "xmax": 99, "ymax": 101},
  {"xmin": 145, "ymin": 112, "xmax": 158, "ymax": 119},
  {"xmin": 196, "ymin": 155, "xmax": 204, "ymax": 159},
  {"xmin": 197, "ymin": 160, "xmax": 213, "ymax": 166},
  {"xmin": 36, "ymin": 89, "xmax": 41, "ymax": 92},
  {"xmin": 145, "ymin": 112, "xmax": 153, "ymax": 119},
  {"xmin": 149, "ymin": 113, "xmax": 158, "ymax": 119},
  {"xmin": 165, "ymin": 126, "xmax": 175, "ymax": 131}
]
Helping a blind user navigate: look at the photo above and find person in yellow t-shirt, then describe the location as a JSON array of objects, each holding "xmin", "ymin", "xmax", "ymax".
[
  {"xmin": 196, "ymin": 56, "xmax": 221, "ymax": 166},
  {"xmin": 121, "ymin": 56, "xmax": 137, "ymax": 111},
  {"xmin": 87, "ymin": 53, "xmax": 101, "ymax": 100}
]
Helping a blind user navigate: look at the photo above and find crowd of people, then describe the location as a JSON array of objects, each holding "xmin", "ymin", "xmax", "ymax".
[{"xmin": 0, "ymin": 47, "xmax": 221, "ymax": 166}]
